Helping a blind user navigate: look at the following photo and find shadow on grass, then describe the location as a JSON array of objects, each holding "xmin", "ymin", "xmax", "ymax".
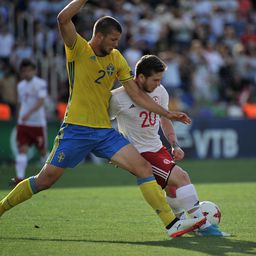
[{"xmin": 0, "ymin": 236, "xmax": 255, "ymax": 256}]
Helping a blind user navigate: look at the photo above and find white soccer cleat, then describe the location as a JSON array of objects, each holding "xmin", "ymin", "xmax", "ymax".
[{"xmin": 167, "ymin": 216, "xmax": 206, "ymax": 237}]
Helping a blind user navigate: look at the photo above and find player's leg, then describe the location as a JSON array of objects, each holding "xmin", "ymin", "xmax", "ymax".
[
  {"xmin": 111, "ymin": 144, "xmax": 176, "ymax": 223},
  {"xmin": 167, "ymin": 167, "xmax": 230, "ymax": 236},
  {"xmin": 1, "ymin": 123, "xmax": 78, "ymax": 217},
  {"xmin": 13, "ymin": 125, "xmax": 30, "ymax": 184},
  {"xmin": 111, "ymin": 144, "xmax": 206, "ymax": 237},
  {"xmin": 14, "ymin": 144, "xmax": 28, "ymax": 184},
  {"xmin": 167, "ymin": 166, "xmax": 210, "ymax": 223},
  {"xmin": 37, "ymin": 125, "xmax": 49, "ymax": 164},
  {"xmin": 0, "ymin": 164, "xmax": 64, "ymax": 217},
  {"xmin": 165, "ymin": 185, "xmax": 186, "ymax": 219},
  {"xmin": 93, "ymin": 129, "xmax": 206, "ymax": 237},
  {"xmin": 141, "ymin": 148, "xmax": 186, "ymax": 218}
]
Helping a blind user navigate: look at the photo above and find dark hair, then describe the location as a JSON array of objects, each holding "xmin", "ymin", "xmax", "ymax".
[
  {"xmin": 135, "ymin": 55, "xmax": 167, "ymax": 78},
  {"xmin": 19, "ymin": 58, "xmax": 36, "ymax": 71},
  {"xmin": 93, "ymin": 16, "xmax": 122, "ymax": 36}
]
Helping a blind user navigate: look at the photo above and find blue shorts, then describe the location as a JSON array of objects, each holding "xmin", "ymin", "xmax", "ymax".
[{"xmin": 46, "ymin": 123, "xmax": 129, "ymax": 168}]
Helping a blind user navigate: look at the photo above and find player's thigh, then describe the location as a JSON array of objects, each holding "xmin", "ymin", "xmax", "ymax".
[
  {"xmin": 16, "ymin": 125, "xmax": 32, "ymax": 149},
  {"xmin": 33, "ymin": 126, "xmax": 47, "ymax": 152},
  {"xmin": 35, "ymin": 163, "xmax": 64, "ymax": 191},
  {"xmin": 18, "ymin": 144, "xmax": 28, "ymax": 153},
  {"xmin": 111, "ymin": 144, "xmax": 152, "ymax": 178},
  {"xmin": 141, "ymin": 148, "xmax": 175, "ymax": 189}
]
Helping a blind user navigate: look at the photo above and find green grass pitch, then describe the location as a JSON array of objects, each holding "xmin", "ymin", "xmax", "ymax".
[{"xmin": 0, "ymin": 159, "xmax": 256, "ymax": 256}]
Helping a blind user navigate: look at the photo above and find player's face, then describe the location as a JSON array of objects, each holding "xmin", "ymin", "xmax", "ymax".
[
  {"xmin": 20, "ymin": 66, "xmax": 36, "ymax": 81},
  {"xmin": 141, "ymin": 72, "xmax": 164, "ymax": 93},
  {"xmin": 98, "ymin": 31, "xmax": 121, "ymax": 56}
]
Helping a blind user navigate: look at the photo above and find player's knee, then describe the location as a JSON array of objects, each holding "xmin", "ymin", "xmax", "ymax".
[
  {"xmin": 34, "ymin": 173, "xmax": 56, "ymax": 191},
  {"xmin": 35, "ymin": 176, "xmax": 53, "ymax": 191},
  {"xmin": 134, "ymin": 160, "xmax": 153, "ymax": 178},
  {"xmin": 169, "ymin": 166, "xmax": 191, "ymax": 187},
  {"xmin": 180, "ymin": 169, "xmax": 191, "ymax": 184},
  {"xmin": 18, "ymin": 145, "xmax": 28, "ymax": 154}
]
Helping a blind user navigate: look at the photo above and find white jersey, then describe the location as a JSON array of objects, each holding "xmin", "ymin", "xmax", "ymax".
[
  {"xmin": 17, "ymin": 76, "xmax": 47, "ymax": 126},
  {"xmin": 109, "ymin": 85, "xmax": 169, "ymax": 153}
]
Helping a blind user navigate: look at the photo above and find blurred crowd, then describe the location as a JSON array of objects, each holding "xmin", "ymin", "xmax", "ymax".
[{"xmin": 1, "ymin": 0, "xmax": 256, "ymax": 120}]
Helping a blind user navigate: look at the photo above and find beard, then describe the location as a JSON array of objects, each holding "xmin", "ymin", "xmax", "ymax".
[
  {"xmin": 142, "ymin": 84, "xmax": 153, "ymax": 93},
  {"xmin": 98, "ymin": 45, "xmax": 112, "ymax": 57}
]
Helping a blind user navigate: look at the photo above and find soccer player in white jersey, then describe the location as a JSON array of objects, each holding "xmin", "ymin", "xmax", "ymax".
[
  {"xmin": 109, "ymin": 55, "xmax": 230, "ymax": 237},
  {"xmin": 11, "ymin": 59, "xmax": 48, "ymax": 185}
]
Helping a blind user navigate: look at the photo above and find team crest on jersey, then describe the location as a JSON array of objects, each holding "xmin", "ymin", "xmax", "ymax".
[
  {"xmin": 153, "ymin": 96, "xmax": 159, "ymax": 104},
  {"xmin": 163, "ymin": 158, "xmax": 171, "ymax": 164},
  {"xmin": 58, "ymin": 152, "xmax": 65, "ymax": 162},
  {"xmin": 106, "ymin": 63, "xmax": 115, "ymax": 76}
]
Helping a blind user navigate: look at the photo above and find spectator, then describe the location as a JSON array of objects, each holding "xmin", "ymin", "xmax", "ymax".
[
  {"xmin": 0, "ymin": 62, "xmax": 17, "ymax": 116},
  {"xmin": 0, "ymin": 25, "xmax": 14, "ymax": 63}
]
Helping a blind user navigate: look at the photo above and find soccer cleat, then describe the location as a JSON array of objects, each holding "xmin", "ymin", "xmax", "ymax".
[
  {"xmin": 167, "ymin": 216, "xmax": 206, "ymax": 237},
  {"xmin": 9, "ymin": 177, "xmax": 23, "ymax": 187},
  {"xmin": 195, "ymin": 224, "xmax": 231, "ymax": 237}
]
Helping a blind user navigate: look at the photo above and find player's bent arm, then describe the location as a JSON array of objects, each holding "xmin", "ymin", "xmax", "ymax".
[
  {"xmin": 123, "ymin": 80, "xmax": 170, "ymax": 117},
  {"xmin": 57, "ymin": 0, "xmax": 88, "ymax": 48},
  {"xmin": 25, "ymin": 98, "xmax": 45, "ymax": 117},
  {"xmin": 123, "ymin": 80, "xmax": 192, "ymax": 124}
]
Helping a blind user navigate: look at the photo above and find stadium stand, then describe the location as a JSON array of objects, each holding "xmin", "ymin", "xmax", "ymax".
[{"xmin": 0, "ymin": 0, "xmax": 256, "ymax": 120}]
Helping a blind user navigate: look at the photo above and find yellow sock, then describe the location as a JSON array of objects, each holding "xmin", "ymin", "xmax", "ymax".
[
  {"xmin": 0, "ymin": 178, "xmax": 36, "ymax": 216},
  {"xmin": 138, "ymin": 176, "xmax": 176, "ymax": 227}
]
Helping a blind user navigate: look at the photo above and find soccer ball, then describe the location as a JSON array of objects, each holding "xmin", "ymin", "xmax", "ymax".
[{"xmin": 199, "ymin": 201, "xmax": 221, "ymax": 225}]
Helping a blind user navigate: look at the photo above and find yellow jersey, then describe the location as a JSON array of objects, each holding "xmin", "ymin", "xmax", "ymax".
[{"xmin": 63, "ymin": 33, "xmax": 133, "ymax": 128}]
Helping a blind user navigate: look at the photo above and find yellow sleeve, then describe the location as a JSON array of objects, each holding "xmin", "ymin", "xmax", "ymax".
[
  {"xmin": 115, "ymin": 51, "xmax": 134, "ymax": 83},
  {"xmin": 64, "ymin": 33, "xmax": 88, "ymax": 61}
]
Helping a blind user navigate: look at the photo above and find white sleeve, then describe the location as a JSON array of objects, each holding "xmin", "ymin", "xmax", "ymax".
[
  {"xmin": 109, "ymin": 94, "xmax": 120, "ymax": 120},
  {"xmin": 160, "ymin": 86, "xmax": 169, "ymax": 110}
]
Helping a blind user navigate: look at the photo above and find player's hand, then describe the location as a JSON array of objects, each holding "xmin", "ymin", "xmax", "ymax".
[
  {"xmin": 172, "ymin": 146, "xmax": 184, "ymax": 161},
  {"xmin": 21, "ymin": 113, "xmax": 31, "ymax": 122},
  {"xmin": 166, "ymin": 111, "xmax": 191, "ymax": 124}
]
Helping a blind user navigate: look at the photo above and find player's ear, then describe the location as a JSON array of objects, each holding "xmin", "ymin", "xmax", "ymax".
[
  {"xmin": 137, "ymin": 74, "xmax": 145, "ymax": 84},
  {"xmin": 95, "ymin": 32, "xmax": 104, "ymax": 41}
]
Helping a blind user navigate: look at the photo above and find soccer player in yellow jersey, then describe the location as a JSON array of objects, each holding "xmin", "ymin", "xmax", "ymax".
[{"xmin": 0, "ymin": 0, "xmax": 206, "ymax": 238}]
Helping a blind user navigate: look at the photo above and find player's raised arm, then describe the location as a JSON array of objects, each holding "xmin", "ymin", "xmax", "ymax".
[
  {"xmin": 57, "ymin": 0, "xmax": 88, "ymax": 48},
  {"xmin": 123, "ymin": 79, "xmax": 192, "ymax": 124}
]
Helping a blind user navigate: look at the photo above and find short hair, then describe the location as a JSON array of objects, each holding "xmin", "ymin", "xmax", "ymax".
[
  {"xmin": 135, "ymin": 55, "xmax": 167, "ymax": 78},
  {"xmin": 19, "ymin": 58, "xmax": 36, "ymax": 71},
  {"xmin": 93, "ymin": 16, "xmax": 122, "ymax": 36}
]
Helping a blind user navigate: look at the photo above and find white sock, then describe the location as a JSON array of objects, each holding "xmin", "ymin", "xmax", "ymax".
[
  {"xmin": 176, "ymin": 184, "xmax": 211, "ymax": 228},
  {"xmin": 15, "ymin": 153, "xmax": 28, "ymax": 179},
  {"xmin": 166, "ymin": 196, "xmax": 185, "ymax": 218},
  {"xmin": 176, "ymin": 184, "xmax": 199, "ymax": 212}
]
